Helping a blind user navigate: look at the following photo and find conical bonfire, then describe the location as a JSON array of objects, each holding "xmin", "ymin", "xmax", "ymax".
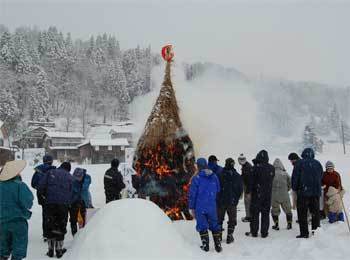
[{"xmin": 133, "ymin": 45, "xmax": 195, "ymax": 220}]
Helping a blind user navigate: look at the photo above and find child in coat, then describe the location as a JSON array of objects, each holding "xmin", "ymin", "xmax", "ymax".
[{"xmin": 326, "ymin": 186, "xmax": 345, "ymax": 223}]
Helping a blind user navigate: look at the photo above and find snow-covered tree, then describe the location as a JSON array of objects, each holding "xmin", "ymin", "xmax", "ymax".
[
  {"xmin": 29, "ymin": 70, "xmax": 51, "ymax": 121},
  {"xmin": 0, "ymin": 87, "xmax": 20, "ymax": 131},
  {"xmin": 303, "ymin": 125, "xmax": 323, "ymax": 153}
]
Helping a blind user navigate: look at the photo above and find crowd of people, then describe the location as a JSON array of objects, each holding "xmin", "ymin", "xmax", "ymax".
[
  {"xmin": 188, "ymin": 148, "xmax": 346, "ymax": 253},
  {"xmin": 0, "ymin": 147, "xmax": 347, "ymax": 258}
]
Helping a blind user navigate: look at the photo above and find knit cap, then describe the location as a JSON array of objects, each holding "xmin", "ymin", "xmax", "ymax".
[{"xmin": 325, "ymin": 161, "xmax": 335, "ymax": 170}]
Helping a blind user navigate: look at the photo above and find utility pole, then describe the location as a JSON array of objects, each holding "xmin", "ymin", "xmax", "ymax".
[{"xmin": 341, "ymin": 121, "xmax": 346, "ymax": 154}]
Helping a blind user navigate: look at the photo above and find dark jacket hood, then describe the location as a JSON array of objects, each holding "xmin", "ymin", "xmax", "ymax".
[
  {"xmin": 301, "ymin": 148, "xmax": 315, "ymax": 159},
  {"xmin": 255, "ymin": 150, "xmax": 269, "ymax": 164}
]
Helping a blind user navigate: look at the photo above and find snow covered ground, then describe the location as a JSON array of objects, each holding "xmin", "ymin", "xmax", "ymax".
[{"xmin": 21, "ymin": 145, "xmax": 350, "ymax": 260}]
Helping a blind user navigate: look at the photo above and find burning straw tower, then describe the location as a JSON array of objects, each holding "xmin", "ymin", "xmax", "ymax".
[{"xmin": 133, "ymin": 45, "xmax": 195, "ymax": 220}]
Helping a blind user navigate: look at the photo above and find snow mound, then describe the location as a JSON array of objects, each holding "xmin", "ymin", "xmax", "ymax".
[{"xmin": 65, "ymin": 199, "xmax": 194, "ymax": 260}]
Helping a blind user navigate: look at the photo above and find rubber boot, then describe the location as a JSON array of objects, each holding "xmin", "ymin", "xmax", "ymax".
[
  {"xmin": 212, "ymin": 232, "xmax": 222, "ymax": 253},
  {"xmin": 287, "ymin": 214, "xmax": 293, "ymax": 230},
  {"xmin": 55, "ymin": 240, "xmax": 67, "ymax": 259},
  {"xmin": 272, "ymin": 215, "xmax": 279, "ymax": 230},
  {"xmin": 226, "ymin": 227, "xmax": 234, "ymax": 244},
  {"xmin": 46, "ymin": 239, "xmax": 55, "ymax": 258},
  {"xmin": 338, "ymin": 212, "xmax": 345, "ymax": 222},
  {"xmin": 199, "ymin": 231, "xmax": 209, "ymax": 252}
]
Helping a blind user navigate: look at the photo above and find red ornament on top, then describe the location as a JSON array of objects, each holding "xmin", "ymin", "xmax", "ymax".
[{"xmin": 161, "ymin": 44, "xmax": 174, "ymax": 62}]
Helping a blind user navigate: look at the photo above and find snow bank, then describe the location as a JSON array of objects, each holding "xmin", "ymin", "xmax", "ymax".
[{"xmin": 65, "ymin": 199, "xmax": 194, "ymax": 260}]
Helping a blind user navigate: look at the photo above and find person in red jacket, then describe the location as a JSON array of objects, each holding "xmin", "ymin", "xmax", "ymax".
[{"xmin": 322, "ymin": 161, "xmax": 342, "ymax": 217}]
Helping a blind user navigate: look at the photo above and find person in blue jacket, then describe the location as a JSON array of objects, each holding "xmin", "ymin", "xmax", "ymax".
[
  {"xmin": 69, "ymin": 167, "xmax": 92, "ymax": 236},
  {"xmin": 292, "ymin": 148, "xmax": 323, "ymax": 238},
  {"xmin": 0, "ymin": 160, "xmax": 34, "ymax": 260},
  {"xmin": 31, "ymin": 155, "xmax": 56, "ymax": 240},
  {"xmin": 189, "ymin": 158, "xmax": 222, "ymax": 253},
  {"xmin": 38, "ymin": 162, "xmax": 73, "ymax": 258},
  {"xmin": 208, "ymin": 155, "xmax": 223, "ymax": 176},
  {"xmin": 217, "ymin": 158, "xmax": 243, "ymax": 244}
]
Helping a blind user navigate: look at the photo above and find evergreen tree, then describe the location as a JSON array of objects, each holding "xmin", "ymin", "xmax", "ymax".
[
  {"xmin": 30, "ymin": 69, "xmax": 51, "ymax": 121},
  {"xmin": 13, "ymin": 33, "xmax": 33, "ymax": 73},
  {"xmin": 0, "ymin": 87, "xmax": 20, "ymax": 131}
]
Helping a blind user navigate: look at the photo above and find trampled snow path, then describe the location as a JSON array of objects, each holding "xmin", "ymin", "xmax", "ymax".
[{"xmin": 21, "ymin": 149, "xmax": 350, "ymax": 260}]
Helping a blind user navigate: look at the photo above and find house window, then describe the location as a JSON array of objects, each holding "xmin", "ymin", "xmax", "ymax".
[
  {"xmin": 121, "ymin": 146, "xmax": 125, "ymax": 151},
  {"xmin": 0, "ymin": 138, "xmax": 3, "ymax": 146},
  {"xmin": 95, "ymin": 146, "xmax": 99, "ymax": 151},
  {"xmin": 108, "ymin": 146, "xmax": 112, "ymax": 151}
]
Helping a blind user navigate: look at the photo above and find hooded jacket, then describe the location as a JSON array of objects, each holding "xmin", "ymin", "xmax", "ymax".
[
  {"xmin": 291, "ymin": 148, "xmax": 323, "ymax": 197},
  {"xmin": 217, "ymin": 166, "xmax": 243, "ymax": 207},
  {"xmin": 248, "ymin": 150, "xmax": 275, "ymax": 203},
  {"xmin": 31, "ymin": 163, "xmax": 56, "ymax": 205},
  {"xmin": 0, "ymin": 176, "xmax": 34, "ymax": 223},
  {"xmin": 189, "ymin": 169, "xmax": 220, "ymax": 212},
  {"xmin": 272, "ymin": 159, "xmax": 291, "ymax": 202}
]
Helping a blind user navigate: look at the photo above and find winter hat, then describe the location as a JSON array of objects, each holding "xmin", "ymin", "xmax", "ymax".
[
  {"xmin": 225, "ymin": 158, "xmax": 235, "ymax": 168},
  {"xmin": 111, "ymin": 158, "xmax": 120, "ymax": 168},
  {"xmin": 238, "ymin": 154, "xmax": 247, "ymax": 165},
  {"xmin": 43, "ymin": 155, "xmax": 53, "ymax": 164},
  {"xmin": 208, "ymin": 155, "xmax": 219, "ymax": 163},
  {"xmin": 73, "ymin": 167, "xmax": 86, "ymax": 180},
  {"xmin": 288, "ymin": 153, "xmax": 300, "ymax": 161},
  {"xmin": 325, "ymin": 161, "xmax": 335, "ymax": 170},
  {"xmin": 196, "ymin": 158, "xmax": 208, "ymax": 170},
  {"xmin": 60, "ymin": 162, "xmax": 71, "ymax": 172},
  {"xmin": 0, "ymin": 160, "xmax": 26, "ymax": 181}
]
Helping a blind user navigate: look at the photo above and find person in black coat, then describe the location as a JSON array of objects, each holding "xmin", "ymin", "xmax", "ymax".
[
  {"xmin": 217, "ymin": 158, "xmax": 243, "ymax": 244},
  {"xmin": 31, "ymin": 155, "xmax": 56, "ymax": 241},
  {"xmin": 245, "ymin": 150, "xmax": 275, "ymax": 238},
  {"xmin": 104, "ymin": 159, "xmax": 126, "ymax": 203},
  {"xmin": 238, "ymin": 154, "xmax": 253, "ymax": 222},
  {"xmin": 292, "ymin": 148, "xmax": 323, "ymax": 238}
]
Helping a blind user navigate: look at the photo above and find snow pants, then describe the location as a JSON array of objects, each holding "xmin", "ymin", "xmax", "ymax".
[
  {"xmin": 250, "ymin": 198, "xmax": 271, "ymax": 236},
  {"xmin": 244, "ymin": 192, "xmax": 251, "ymax": 218},
  {"xmin": 46, "ymin": 204, "xmax": 69, "ymax": 241},
  {"xmin": 195, "ymin": 208, "xmax": 221, "ymax": 233},
  {"xmin": 271, "ymin": 197, "xmax": 292, "ymax": 217},
  {"xmin": 69, "ymin": 201, "xmax": 86, "ymax": 236},
  {"xmin": 217, "ymin": 204, "xmax": 237, "ymax": 230},
  {"xmin": 41, "ymin": 205, "xmax": 49, "ymax": 238},
  {"xmin": 297, "ymin": 196, "xmax": 320, "ymax": 236},
  {"xmin": 328, "ymin": 212, "xmax": 344, "ymax": 223},
  {"xmin": 0, "ymin": 219, "xmax": 28, "ymax": 260}
]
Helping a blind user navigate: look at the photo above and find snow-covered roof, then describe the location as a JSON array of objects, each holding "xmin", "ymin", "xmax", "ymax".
[
  {"xmin": 78, "ymin": 138, "xmax": 129, "ymax": 147},
  {"xmin": 0, "ymin": 146, "xmax": 11, "ymax": 151},
  {"xmin": 46, "ymin": 131, "xmax": 84, "ymax": 139},
  {"xmin": 49, "ymin": 146, "xmax": 79, "ymax": 150},
  {"xmin": 110, "ymin": 125, "xmax": 135, "ymax": 134}
]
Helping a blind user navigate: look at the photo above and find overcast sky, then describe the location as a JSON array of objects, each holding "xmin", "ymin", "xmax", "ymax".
[{"xmin": 1, "ymin": 0, "xmax": 350, "ymax": 86}]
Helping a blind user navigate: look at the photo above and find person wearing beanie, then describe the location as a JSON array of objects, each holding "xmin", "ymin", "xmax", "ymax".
[
  {"xmin": 31, "ymin": 154, "xmax": 56, "ymax": 241},
  {"xmin": 38, "ymin": 162, "xmax": 73, "ymax": 258},
  {"xmin": 0, "ymin": 160, "xmax": 34, "ymax": 260},
  {"xmin": 292, "ymin": 148, "xmax": 323, "ymax": 238},
  {"xmin": 245, "ymin": 150, "xmax": 275, "ymax": 238},
  {"xmin": 189, "ymin": 158, "xmax": 222, "ymax": 253},
  {"xmin": 217, "ymin": 158, "xmax": 243, "ymax": 244},
  {"xmin": 322, "ymin": 161, "xmax": 342, "ymax": 217},
  {"xmin": 238, "ymin": 153, "xmax": 253, "ymax": 222},
  {"xmin": 104, "ymin": 159, "xmax": 125, "ymax": 203}
]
